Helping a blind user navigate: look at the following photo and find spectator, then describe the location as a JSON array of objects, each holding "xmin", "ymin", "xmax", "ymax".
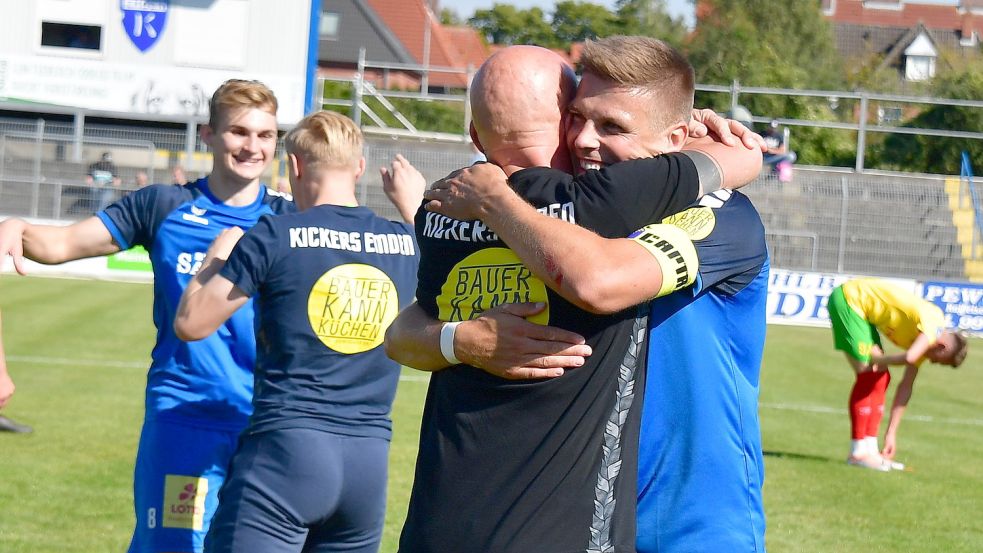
[
  {"xmin": 134, "ymin": 171, "xmax": 150, "ymax": 189},
  {"xmin": 86, "ymin": 152, "xmax": 121, "ymax": 210},
  {"xmin": 171, "ymin": 164, "xmax": 188, "ymax": 186},
  {"xmin": 762, "ymin": 120, "xmax": 796, "ymax": 181}
]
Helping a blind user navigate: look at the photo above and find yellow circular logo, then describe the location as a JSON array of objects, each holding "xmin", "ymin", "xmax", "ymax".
[
  {"xmin": 307, "ymin": 264, "xmax": 399, "ymax": 353},
  {"xmin": 662, "ymin": 206, "xmax": 716, "ymax": 240},
  {"xmin": 437, "ymin": 248, "xmax": 549, "ymax": 325}
]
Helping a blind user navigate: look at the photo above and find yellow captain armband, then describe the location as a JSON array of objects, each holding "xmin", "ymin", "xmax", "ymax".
[{"xmin": 630, "ymin": 223, "xmax": 699, "ymax": 298}]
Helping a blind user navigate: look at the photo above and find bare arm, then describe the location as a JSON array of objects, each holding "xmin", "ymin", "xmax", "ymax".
[
  {"xmin": 0, "ymin": 309, "xmax": 14, "ymax": 409},
  {"xmin": 423, "ymin": 118, "xmax": 762, "ymax": 313},
  {"xmin": 383, "ymin": 302, "xmax": 591, "ymax": 379},
  {"xmin": 881, "ymin": 363, "xmax": 919, "ymax": 459},
  {"xmin": 869, "ymin": 333, "xmax": 933, "ymax": 367},
  {"xmin": 424, "ymin": 163, "xmax": 698, "ymax": 314},
  {"xmin": 380, "ymin": 154, "xmax": 426, "ymax": 224},
  {"xmin": 174, "ymin": 228, "xmax": 250, "ymax": 341},
  {"xmin": 0, "ymin": 217, "xmax": 121, "ymax": 274}
]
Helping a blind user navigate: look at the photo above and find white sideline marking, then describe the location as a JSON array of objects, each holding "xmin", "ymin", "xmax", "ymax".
[{"xmin": 761, "ymin": 402, "xmax": 983, "ymax": 427}]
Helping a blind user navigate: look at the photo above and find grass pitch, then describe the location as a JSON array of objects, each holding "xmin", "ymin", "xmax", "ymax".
[{"xmin": 1, "ymin": 276, "xmax": 981, "ymax": 552}]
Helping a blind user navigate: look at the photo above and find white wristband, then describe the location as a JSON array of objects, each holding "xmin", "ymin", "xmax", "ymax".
[{"xmin": 439, "ymin": 321, "xmax": 462, "ymax": 365}]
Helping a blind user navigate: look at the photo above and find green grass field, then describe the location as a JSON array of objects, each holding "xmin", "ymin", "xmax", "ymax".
[{"xmin": 1, "ymin": 276, "xmax": 982, "ymax": 552}]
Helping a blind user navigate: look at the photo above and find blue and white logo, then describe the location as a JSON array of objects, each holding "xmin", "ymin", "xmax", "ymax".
[{"xmin": 121, "ymin": 0, "xmax": 169, "ymax": 52}]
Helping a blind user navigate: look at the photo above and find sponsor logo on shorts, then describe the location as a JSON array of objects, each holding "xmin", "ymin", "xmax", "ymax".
[
  {"xmin": 308, "ymin": 264, "xmax": 400, "ymax": 353},
  {"xmin": 437, "ymin": 248, "xmax": 549, "ymax": 324},
  {"xmin": 162, "ymin": 475, "xmax": 207, "ymax": 530}
]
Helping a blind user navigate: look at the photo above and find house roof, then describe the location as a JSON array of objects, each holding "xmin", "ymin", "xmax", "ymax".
[
  {"xmin": 825, "ymin": 0, "xmax": 982, "ymax": 36},
  {"xmin": 364, "ymin": 0, "xmax": 490, "ymax": 87}
]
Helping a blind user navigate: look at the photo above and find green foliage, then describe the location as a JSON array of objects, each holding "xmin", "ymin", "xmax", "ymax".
[
  {"xmin": 615, "ymin": 0, "xmax": 688, "ymax": 48},
  {"xmin": 439, "ymin": 7, "xmax": 462, "ymax": 26},
  {"xmin": 469, "ymin": 4, "xmax": 555, "ymax": 46},
  {"xmin": 319, "ymin": 80, "xmax": 466, "ymax": 135},
  {"xmin": 686, "ymin": 0, "xmax": 848, "ymax": 164},
  {"xmin": 467, "ymin": 1, "xmax": 687, "ymax": 49},
  {"xmin": 552, "ymin": 1, "xmax": 622, "ymax": 44},
  {"xmin": 4, "ymin": 279, "xmax": 983, "ymax": 552},
  {"xmin": 687, "ymin": 0, "xmax": 842, "ymax": 89},
  {"xmin": 875, "ymin": 57, "xmax": 983, "ymax": 174}
]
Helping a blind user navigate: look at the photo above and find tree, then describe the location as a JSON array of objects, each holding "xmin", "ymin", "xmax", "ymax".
[
  {"xmin": 469, "ymin": 4, "xmax": 556, "ymax": 47},
  {"xmin": 439, "ymin": 8, "xmax": 462, "ymax": 26},
  {"xmin": 551, "ymin": 1, "xmax": 621, "ymax": 44},
  {"xmin": 614, "ymin": 0, "xmax": 687, "ymax": 47},
  {"xmin": 685, "ymin": 0, "xmax": 850, "ymax": 165},
  {"xmin": 875, "ymin": 57, "xmax": 983, "ymax": 174}
]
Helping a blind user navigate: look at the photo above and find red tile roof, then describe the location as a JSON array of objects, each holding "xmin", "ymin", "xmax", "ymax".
[
  {"xmin": 364, "ymin": 0, "xmax": 490, "ymax": 87},
  {"xmin": 826, "ymin": 0, "xmax": 982, "ymax": 36}
]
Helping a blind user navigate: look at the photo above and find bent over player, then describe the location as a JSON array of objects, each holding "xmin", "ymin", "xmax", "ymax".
[
  {"xmin": 174, "ymin": 111, "xmax": 421, "ymax": 553},
  {"xmin": 0, "ymin": 79, "xmax": 292, "ymax": 552},
  {"xmin": 828, "ymin": 278, "xmax": 967, "ymax": 470}
]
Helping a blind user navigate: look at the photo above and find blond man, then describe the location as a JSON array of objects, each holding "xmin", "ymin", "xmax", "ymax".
[
  {"xmin": 174, "ymin": 111, "xmax": 423, "ymax": 553},
  {"xmin": 0, "ymin": 79, "xmax": 293, "ymax": 552}
]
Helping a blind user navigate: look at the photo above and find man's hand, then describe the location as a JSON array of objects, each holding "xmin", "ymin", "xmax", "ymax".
[
  {"xmin": 456, "ymin": 303, "xmax": 592, "ymax": 380},
  {"xmin": 381, "ymin": 154, "xmax": 427, "ymax": 224},
  {"xmin": 689, "ymin": 108, "xmax": 766, "ymax": 152},
  {"xmin": 0, "ymin": 218, "xmax": 29, "ymax": 275},
  {"xmin": 205, "ymin": 227, "xmax": 244, "ymax": 264},
  {"xmin": 424, "ymin": 163, "xmax": 511, "ymax": 221},
  {"xmin": 881, "ymin": 432, "xmax": 897, "ymax": 459}
]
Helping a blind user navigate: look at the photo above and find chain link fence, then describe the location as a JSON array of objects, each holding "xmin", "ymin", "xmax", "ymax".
[{"xmin": 0, "ymin": 111, "xmax": 975, "ymax": 282}]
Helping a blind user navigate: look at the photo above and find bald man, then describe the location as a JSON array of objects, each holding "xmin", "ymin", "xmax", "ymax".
[{"xmin": 389, "ymin": 42, "xmax": 762, "ymax": 553}]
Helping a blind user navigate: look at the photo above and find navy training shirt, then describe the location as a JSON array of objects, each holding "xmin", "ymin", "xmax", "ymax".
[{"xmin": 221, "ymin": 204, "xmax": 419, "ymax": 440}]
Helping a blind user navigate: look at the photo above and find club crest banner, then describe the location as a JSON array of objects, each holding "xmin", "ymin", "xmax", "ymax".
[{"xmin": 121, "ymin": 0, "xmax": 169, "ymax": 52}]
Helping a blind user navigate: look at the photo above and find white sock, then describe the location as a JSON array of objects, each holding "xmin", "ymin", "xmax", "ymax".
[
  {"xmin": 850, "ymin": 439, "xmax": 867, "ymax": 457},
  {"xmin": 864, "ymin": 436, "xmax": 880, "ymax": 456}
]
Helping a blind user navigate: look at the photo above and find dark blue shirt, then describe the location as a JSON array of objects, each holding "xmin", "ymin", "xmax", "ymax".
[{"xmin": 221, "ymin": 204, "xmax": 419, "ymax": 440}]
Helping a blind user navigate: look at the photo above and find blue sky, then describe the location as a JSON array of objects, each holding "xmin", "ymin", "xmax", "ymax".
[{"xmin": 446, "ymin": 0, "xmax": 696, "ymax": 27}]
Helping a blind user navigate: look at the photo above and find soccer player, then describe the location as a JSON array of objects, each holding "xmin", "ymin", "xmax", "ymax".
[
  {"xmin": 174, "ymin": 111, "xmax": 421, "ymax": 553},
  {"xmin": 386, "ymin": 39, "xmax": 764, "ymax": 552},
  {"xmin": 422, "ymin": 37, "xmax": 769, "ymax": 553},
  {"xmin": 828, "ymin": 278, "xmax": 968, "ymax": 470},
  {"xmin": 0, "ymin": 79, "xmax": 292, "ymax": 552}
]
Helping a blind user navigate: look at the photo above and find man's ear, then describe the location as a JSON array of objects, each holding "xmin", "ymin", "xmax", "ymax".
[
  {"xmin": 200, "ymin": 124, "xmax": 214, "ymax": 145},
  {"xmin": 469, "ymin": 124, "xmax": 485, "ymax": 154},
  {"xmin": 288, "ymin": 153, "xmax": 302, "ymax": 180},
  {"xmin": 666, "ymin": 122, "xmax": 689, "ymax": 152},
  {"xmin": 354, "ymin": 156, "xmax": 366, "ymax": 181}
]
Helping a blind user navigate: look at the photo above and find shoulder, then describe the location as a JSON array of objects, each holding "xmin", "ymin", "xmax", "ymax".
[{"xmin": 262, "ymin": 187, "xmax": 297, "ymax": 214}]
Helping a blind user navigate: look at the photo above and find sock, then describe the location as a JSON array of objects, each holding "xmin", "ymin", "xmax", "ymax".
[
  {"xmin": 865, "ymin": 370, "xmax": 891, "ymax": 438},
  {"xmin": 850, "ymin": 439, "xmax": 867, "ymax": 457},
  {"xmin": 864, "ymin": 436, "xmax": 879, "ymax": 456},
  {"xmin": 849, "ymin": 371, "xmax": 881, "ymax": 442}
]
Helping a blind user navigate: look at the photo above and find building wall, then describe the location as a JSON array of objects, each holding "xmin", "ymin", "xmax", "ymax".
[{"xmin": 0, "ymin": 0, "xmax": 313, "ymax": 123}]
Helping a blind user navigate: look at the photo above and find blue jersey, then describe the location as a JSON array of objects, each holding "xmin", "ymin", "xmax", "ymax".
[
  {"xmin": 96, "ymin": 179, "xmax": 293, "ymax": 430},
  {"xmin": 637, "ymin": 190, "xmax": 769, "ymax": 553},
  {"xmin": 220, "ymin": 205, "xmax": 419, "ymax": 440}
]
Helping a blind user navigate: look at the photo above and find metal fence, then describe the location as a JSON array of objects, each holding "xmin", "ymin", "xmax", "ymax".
[{"xmin": 0, "ymin": 107, "xmax": 977, "ymax": 283}]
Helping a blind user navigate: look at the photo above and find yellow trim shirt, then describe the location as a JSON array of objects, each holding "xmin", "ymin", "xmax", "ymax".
[{"xmin": 840, "ymin": 278, "xmax": 945, "ymax": 349}]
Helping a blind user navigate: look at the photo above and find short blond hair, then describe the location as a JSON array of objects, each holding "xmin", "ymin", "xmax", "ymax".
[
  {"xmin": 208, "ymin": 79, "xmax": 278, "ymax": 128},
  {"xmin": 285, "ymin": 111, "xmax": 363, "ymax": 170},
  {"xmin": 580, "ymin": 36, "xmax": 694, "ymax": 130}
]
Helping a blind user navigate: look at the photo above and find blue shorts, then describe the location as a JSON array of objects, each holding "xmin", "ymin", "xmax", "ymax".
[
  {"xmin": 204, "ymin": 428, "xmax": 389, "ymax": 553},
  {"xmin": 128, "ymin": 418, "xmax": 243, "ymax": 553}
]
